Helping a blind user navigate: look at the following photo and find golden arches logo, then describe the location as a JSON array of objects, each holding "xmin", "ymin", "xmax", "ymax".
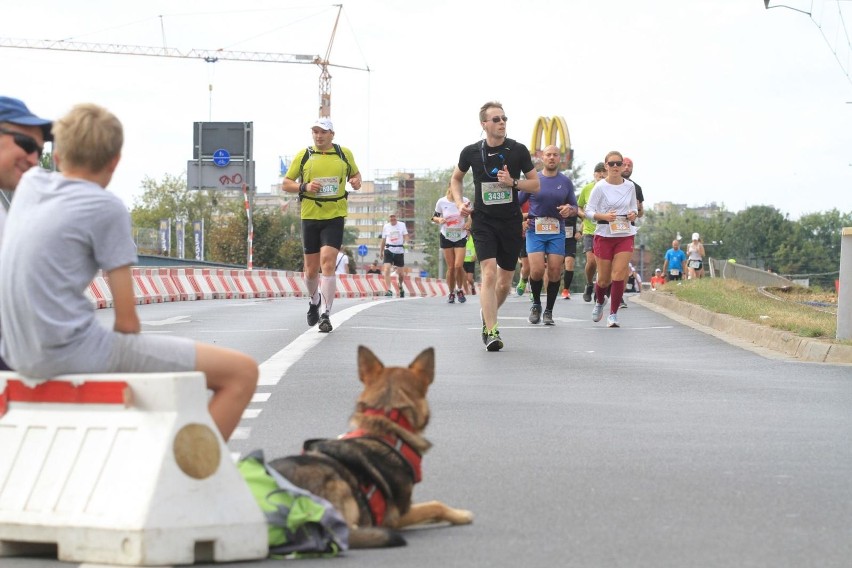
[{"xmin": 530, "ymin": 116, "xmax": 573, "ymax": 169}]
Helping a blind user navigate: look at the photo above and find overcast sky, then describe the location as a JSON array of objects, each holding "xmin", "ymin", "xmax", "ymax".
[{"xmin": 4, "ymin": 0, "xmax": 852, "ymax": 219}]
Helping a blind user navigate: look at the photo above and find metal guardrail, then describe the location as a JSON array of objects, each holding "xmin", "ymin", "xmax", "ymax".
[
  {"xmin": 708, "ymin": 257, "xmax": 799, "ymax": 288},
  {"xmin": 136, "ymin": 255, "xmax": 251, "ymax": 270}
]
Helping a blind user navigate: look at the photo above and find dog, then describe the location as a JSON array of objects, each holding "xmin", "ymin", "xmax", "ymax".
[{"xmin": 269, "ymin": 345, "xmax": 474, "ymax": 548}]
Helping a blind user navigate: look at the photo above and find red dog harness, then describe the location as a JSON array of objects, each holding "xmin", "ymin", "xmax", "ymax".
[{"xmin": 339, "ymin": 407, "xmax": 423, "ymax": 526}]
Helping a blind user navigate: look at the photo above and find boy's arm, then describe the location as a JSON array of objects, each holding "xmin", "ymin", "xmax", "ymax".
[{"xmin": 107, "ymin": 265, "xmax": 141, "ymax": 334}]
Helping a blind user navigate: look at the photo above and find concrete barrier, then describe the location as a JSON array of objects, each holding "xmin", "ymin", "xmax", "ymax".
[
  {"xmin": 83, "ymin": 267, "xmax": 454, "ymax": 308},
  {"xmin": 168, "ymin": 268, "xmax": 200, "ymax": 302},
  {"xmin": 0, "ymin": 372, "xmax": 268, "ymax": 565}
]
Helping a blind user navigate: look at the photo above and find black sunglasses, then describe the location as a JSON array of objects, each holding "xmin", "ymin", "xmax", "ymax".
[
  {"xmin": 0, "ymin": 128, "xmax": 43, "ymax": 158},
  {"xmin": 487, "ymin": 115, "xmax": 508, "ymax": 123},
  {"xmin": 606, "ymin": 160, "xmax": 623, "ymax": 167}
]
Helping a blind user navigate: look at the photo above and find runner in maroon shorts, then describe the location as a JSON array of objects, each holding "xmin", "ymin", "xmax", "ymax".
[{"xmin": 582, "ymin": 150, "xmax": 639, "ymax": 328}]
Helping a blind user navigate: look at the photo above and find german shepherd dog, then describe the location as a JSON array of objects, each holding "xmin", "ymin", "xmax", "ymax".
[{"xmin": 269, "ymin": 346, "xmax": 474, "ymax": 548}]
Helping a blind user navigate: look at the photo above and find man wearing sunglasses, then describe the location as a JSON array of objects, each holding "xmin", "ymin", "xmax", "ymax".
[
  {"xmin": 450, "ymin": 101, "xmax": 539, "ymax": 352},
  {"xmin": 0, "ymin": 96, "xmax": 52, "ymax": 194},
  {"xmin": 0, "ymin": 96, "xmax": 52, "ymax": 371}
]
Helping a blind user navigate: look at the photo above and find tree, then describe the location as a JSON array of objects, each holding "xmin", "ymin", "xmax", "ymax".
[
  {"xmin": 726, "ymin": 205, "xmax": 791, "ymax": 268},
  {"xmin": 206, "ymin": 206, "xmax": 303, "ymax": 269},
  {"xmin": 414, "ymin": 169, "xmax": 457, "ymax": 277},
  {"xmin": 772, "ymin": 209, "xmax": 852, "ymax": 286},
  {"xmin": 130, "ymin": 174, "xmax": 222, "ymax": 257}
]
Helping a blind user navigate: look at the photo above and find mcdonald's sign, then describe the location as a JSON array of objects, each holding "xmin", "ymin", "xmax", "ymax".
[{"xmin": 530, "ymin": 115, "xmax": 573, "ymax": 170}]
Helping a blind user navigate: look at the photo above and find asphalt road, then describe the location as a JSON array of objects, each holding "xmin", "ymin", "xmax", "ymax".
[{"xmin": 6, "ymin": 292, "xmax": 852, "ymax": 568}]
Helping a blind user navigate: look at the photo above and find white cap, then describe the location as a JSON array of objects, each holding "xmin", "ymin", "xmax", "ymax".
[
  {"xmin": 692, "ymin": 232, "xmax": 700, "ymax": 241},
  {"xmin": 312, "ymin": 118, "xmax": 334, "ymax": 131}
]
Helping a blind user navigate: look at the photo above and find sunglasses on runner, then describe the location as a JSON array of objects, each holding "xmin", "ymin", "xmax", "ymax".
[
  {"xmin": 487, "ymin": 116, "xmax": 508, "ymax": 123},
  {"xmin": 606, "ymin": 160, "xmax": 623, "ymax": 167},
  {"xmin": 0, "ymin": 128, "xmax": 43, "ymax": 158}
]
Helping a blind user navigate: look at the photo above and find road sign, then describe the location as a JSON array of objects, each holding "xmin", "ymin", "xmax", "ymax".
[
  {"xmin": 187, "ymin": 160, "xmax": 255, "ymax": 190},
  {"xmin": 212, "ymin": 148, "xmax": 231, "ymax": 167},
  {"xmin": 357, "ymin": 244, "xmax": 368, "ymax": 257}
]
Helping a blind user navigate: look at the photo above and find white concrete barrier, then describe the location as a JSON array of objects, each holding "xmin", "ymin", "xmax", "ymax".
[
  {"xmin": 0, "ymin": 372, "xmax": 268, "ymax": 565},
  {"xmin": 168, "ymin": 268, "xmax": 200, "ymax": 301}
]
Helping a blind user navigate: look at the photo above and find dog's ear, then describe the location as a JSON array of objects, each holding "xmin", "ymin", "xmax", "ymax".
[
  {"xmin": 408, "ymin": 347, "xmax": 435, "ymax": 386},
  {"xmin": 358, "ymin": 345, "xmax": 385, "ymax": 384}
]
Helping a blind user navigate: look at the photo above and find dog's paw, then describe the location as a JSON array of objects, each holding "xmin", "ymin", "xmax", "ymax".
[{"xmin": 449, "ymin": 508, "xmax": 474, "ymax": 525}]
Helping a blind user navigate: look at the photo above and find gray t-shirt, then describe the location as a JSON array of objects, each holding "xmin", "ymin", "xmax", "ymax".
[{"xmin": 0, "ymin": 167, "xmax": 138, "ymax": 377}]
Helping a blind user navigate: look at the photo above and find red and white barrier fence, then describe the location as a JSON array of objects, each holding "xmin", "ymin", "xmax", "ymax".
[{"xmin": 84, "ymin": 268, "xmax": 455, "ymax": 309}]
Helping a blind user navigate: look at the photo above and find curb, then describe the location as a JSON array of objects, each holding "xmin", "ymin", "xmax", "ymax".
[{"xmin": 635, "ymin": 292, "xmax": 852, "ymax": 365}]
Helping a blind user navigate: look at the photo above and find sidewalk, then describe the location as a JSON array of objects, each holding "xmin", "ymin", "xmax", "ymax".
[{"xmin": 635, "ymin": 291, "xmax": 852, "ymax": 365}]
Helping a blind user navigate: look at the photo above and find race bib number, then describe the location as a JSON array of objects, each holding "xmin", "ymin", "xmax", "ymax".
[
  {"xmin": 534, "ymin": 217, "xmax": 560, "ymax": 235},
  {"xmin": 669, "ymin": 269, "xmax": 681, "ymax": 276},
  {"xmin": 688, "ymin": 260, "xmax": 702, "ymax": 269},
  {"xmin": 387, "ymin": 230, "xmax": 403, "ymax": 246},
  {"xmin": 315, "ymin": 176, "xmax": 339, "ymax": 196},
  {"xmin": 609, "ymin": 216, "xmax": 631, "ymax": 234},
  {"xmin": 445, "ymin": 229, "xmax": 464, "ymax": 241},
  {"xmin": 565, "ymin": 225, "xmax": 574, "ymax": 238},
  {"xmin": 481, "ymin": 182, "xmax": 512, "ymax": 205}
]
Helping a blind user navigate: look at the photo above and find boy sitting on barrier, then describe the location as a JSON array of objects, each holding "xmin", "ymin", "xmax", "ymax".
[{"xmin": 0, "ymin": 103, "xmax": 258, "ymax": 441}]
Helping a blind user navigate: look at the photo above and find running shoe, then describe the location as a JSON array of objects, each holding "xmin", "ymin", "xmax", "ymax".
[
  {"xmin": 306, "ymin": 299, "xmax": 320, "ymax": 327},
  {"xmin": 607, "ymin": 313, "xmax": 619, "ymax": 328},
  {"xmin": 592, "ymin": 302, "xmax": 605, "ymax": 323},
  {"xmin": 318, "ymin": 312, "xmax": 333, "ymax": 333},
  {"xmin": 620, "ymin": 299, "xmax": 628, "ymax": 309},
  {"xmin": 529, "ymin": 304, "xmax": 542, "ymax": 324},
  {"xmin": 457, "ymin": 289, "xmax": 466, "ymax": 303},
  {"xmin": 485, "ymin": 330, "xmax": 503, "ymax": 352},
  {"xmin": 583, "ymin": 284, "xmax": 593, "ymax": 303},
  {"xmin": 516, "ymin": 279, "xmax": 527, "ymax": 296},
  {"xmin": 448, "ymin": 293, "xmax": 455, "ymax": 304},
  {"xmin": 561, "ymin": 288, "xmax": 570, "ymax": 300},
  {"xmin": 399, "ymin": 288, "xmax": 405, "ymax": 298},
  {"xmin": 480, "ymin": 309, "xmax": 487, "ymax": 345},
  {"xmin": 543, "ymin": 310, "xmax": 555, "ymax": 325},
  {"xmin": 384, "ymin": 290, "xmax": 393, "ymax": 297}
]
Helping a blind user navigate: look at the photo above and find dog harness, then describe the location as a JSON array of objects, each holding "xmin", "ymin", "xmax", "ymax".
[{"xmin": 338, "ymin": 407, "xmax": 423, "ymax": 526}]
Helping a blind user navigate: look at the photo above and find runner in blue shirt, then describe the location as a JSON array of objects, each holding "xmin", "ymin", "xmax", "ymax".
[
  {"xmin": 663, "ymin": 240, "xmax": 687, "ymax": 281},
  {"xmin": 518, "ymin": 145, "xmax": 576, "ymax": 326}
]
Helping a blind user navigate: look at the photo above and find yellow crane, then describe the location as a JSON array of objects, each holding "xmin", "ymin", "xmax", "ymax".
[{"xmin": 0, "ymin": 4, "xmax": 368, "ymax": 118}]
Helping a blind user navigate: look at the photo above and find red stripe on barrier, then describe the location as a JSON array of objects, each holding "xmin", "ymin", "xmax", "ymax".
[{"xmin": 0, "ymin": 379, "xmax": 130, "ymax": 417}]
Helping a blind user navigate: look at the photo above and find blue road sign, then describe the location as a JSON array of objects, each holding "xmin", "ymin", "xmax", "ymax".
[
  {"xmin": 212, "ymin": 148, "xmax": 231, "ymax": 167},
  {"xmin": 357, "ymin": 244, "xmax": 368, "ymax": 257}
]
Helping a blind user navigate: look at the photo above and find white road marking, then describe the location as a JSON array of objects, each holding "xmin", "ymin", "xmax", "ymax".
[
  {"xmin": 196, "ymin": 328, "xmax": 289, "ymax": 333},
  {"xmin": 241, "ymin": 408, "xmax": 262, "ymax": 419},
  {"xmin": 141, "ymin": 315, "xmax": 191, "ymax": 326},
  {"xmin": 349, "ymin": 326, "xmax": 441, "ymax": 331},
  {"xmin": 257, "ymin": 301, "xmax": 390, "ymax": 386}
]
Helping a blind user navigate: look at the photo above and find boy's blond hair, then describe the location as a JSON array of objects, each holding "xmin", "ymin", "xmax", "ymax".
[{"xmin": 52, "ymin": 103, "xmax": 123, "ymax": 172}]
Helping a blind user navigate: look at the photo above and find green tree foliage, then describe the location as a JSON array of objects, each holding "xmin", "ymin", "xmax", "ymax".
[
  {"xmin": 414, "ymin": 169, "xmax": 457, "ymax": 277},
  {"xmin": 206, "ymin": 206, "xmax": 303, "ymax": 269},
  {"xmin": 637, "ymin": 204, "xmax": 850, "ymax": 287},
  {"xmin": 130, "ymin": 174, "xmax": 221, "ymax": 257},
  {"xmin": 725, "ymin": 205, "xmax": 791, "ymax": 268}
]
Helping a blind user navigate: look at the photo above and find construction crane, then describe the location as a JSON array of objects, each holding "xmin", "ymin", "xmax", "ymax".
[{"xmin": 0, "ymin": 4, "xmax": 368, "ymax": 117}]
